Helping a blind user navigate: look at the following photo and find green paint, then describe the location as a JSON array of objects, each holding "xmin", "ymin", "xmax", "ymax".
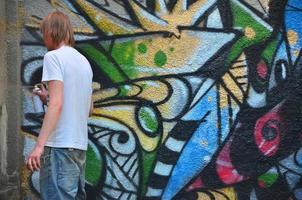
[
  {"xmin": 76, "ymin": 44, "xmax": 125, "ymax": 83},
  {"xmin": 85, "ymin": 144, "xmax": 102, "ymax": 186},
  {"xmin": 258, "ymin": 173, "xmax": 279, "ymax": 188},
  {"xmin": 138, "ymin": 43, "xmax": 147, "ymax": 54},
  {"xmin": 111, "ymin": 41, "xmax": 137, "ymax": 79},
  {"xmin": 141, "ymin": 150, "xmax": 157, "ymax": 195},
  {"xmin": 138, "ymin": 107, "xmax": 158, "ymax": 133},
  {"xmin": 154, "ymin": 50, "xmax": 167, "ymax": 67},
  {"xmin": 169, "ymin": 47, "xmax": 174, "ymax": 52},
  {"xmin": 140, "ymin": 83, "xmax": 147, "ymax": 90},
  {"xmin": 99, "ymin": 41, "xmax": 112, "ymax": 52},
  {"xmin": 262, "ymin": 40, "xmax": 278, "ymax": 64},
  {"xmin": 226, "ymin": 0, "xmax": 272, "ymax": 65},
  {"xmin": 118, "ymin": 85, "xmax": 130, "ymax": 97}
]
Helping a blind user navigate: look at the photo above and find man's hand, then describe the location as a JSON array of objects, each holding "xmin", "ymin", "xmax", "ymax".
[
  {"xmin": 26, "ymin": 80, "xmax": 63, "ymax": 172},
  {"xmin": 26, "ymin": 144, "xmax": 44, "ymax": 171},
  {"xmin": 33, "ymin": 83, "xmax": 48, "ymax": 105}
]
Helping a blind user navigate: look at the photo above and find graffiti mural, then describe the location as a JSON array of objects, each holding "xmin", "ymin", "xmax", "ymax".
[{"xmin": 20, "ymin": 0, "xmax": 302, "ymax": 199}]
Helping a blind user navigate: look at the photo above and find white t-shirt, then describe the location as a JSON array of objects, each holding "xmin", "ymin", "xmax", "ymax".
[{"xmin": 42, "ymin": 45, "xmax": 93, "ymax": 150}]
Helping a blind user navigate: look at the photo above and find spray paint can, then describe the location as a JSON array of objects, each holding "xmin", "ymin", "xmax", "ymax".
[{"xmin": 32, "ymin": 85, "xmax": 44, "ymax": 113}]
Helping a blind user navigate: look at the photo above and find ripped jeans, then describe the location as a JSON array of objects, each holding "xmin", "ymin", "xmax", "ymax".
[{"xmin": 39, "ymin": 147, "xmax": 86, "ymax": 200}]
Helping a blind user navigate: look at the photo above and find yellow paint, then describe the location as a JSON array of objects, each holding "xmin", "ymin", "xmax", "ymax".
[
  {"xmin": 230, "ymin": 53, "xmax": 247, "ymax": 76},
  {"xmin": 92, "ymin": 82, "xmax": 101, "ymax": 90},
  {"xmin": 294, "ymin": 49, "xmax": 300, "ymax": 57},
  {"xmin": 97, "ymin": 84, "xmax": 142, "ymax": 98},
  {"xmin": 124, "ymin": 85, "xmax": 141, "ymax": 96},
  {"xmin": 157, "ymin": 103, "xmax": 171, "ymax": 118},
  {"xmin": 172, "ymin": 0, "xmax": 187, "ymax": 14},
  {"xmin": 128, "ymin": 1, "xmax": 168, "ymax": 32},
  {"xmin": 21, "ymin": 131, "xmax": 37, "ymax": 140},
  {"xmin": 161, "ymin": 9, "xmax": 207, "ymax": 35},
  {"xmin": 20, "ymin": 166, "xmax": 36, "ymax": 199},
  {"xmin": 73, "ymin": 27, "xmax": 95, "ymax": 34},
  {"xmin": 92, "ymin": 88, "xmax": 119, "ymax": 102},
  {"xmin": 127, "ymin": 0, "xmax": 211, "ymax": 36},
  {"xmin": 219, "ymin": 86, "xmax": 229, "ymax": 108},
  {"xmin": 25, "ymin": 0, "xmax": 94, "ymax": 34},
  {"xmin": 25, "ymin": 16, "xmax": 41, "ymax": 29},
  {"xmin": 197, "ymin": 187, "xmax": 237, "ymax": 199},
  {"xmin": 155, "ymin": 0, "xmax": 168, "ymax": 15},
  {"xmin": 222, "ymin": 73, "xmax": 244, "ymax": 103},
  {"xmin": 26, "ymin": 13, "xmax": 93, "ymax": 34},
  {"xmin": 230, "ymin": 53, "xmax": 248, "ymax": 92},
  {"xmin": 161, "ymin": 122, "xmax": 177, "ymax": 142},
  {"xmin": 220, "ymin": 53, "xmax": 248, "ymax": 108},
  {"xmin": 230, "ymin": 64, "xmax": 246, "ymax": 77},
  {"xmin": 26, "ymin": 22, "xmax": 93, "ymax": 34},
  {"xmin": 287, "ymin": 30, "xmax": 298, "ymax": 45},
  {"xmin": 258, "ymin": 0, "xmax": 270, "ymax": 12},
  {"xmin": 214, "ymin": 187, "xmax": 237, "ymax": 200},
  {"xmin": 55, "ymin": 0, "xmax": 95, "ymax": 34},
  {"xmin": 93, "ymin": 104, "xmax": 161, "ymax": 152},
  {"xmin": 158, "ymin": 96, "xmax": 186, "ymax": 120},
  {"xmin": 244, "ymin": 26, "xmax": 256, "ymax": 39},
  {"xmin": 28, "ymin": 0, "xmax": 213, "ymax": 37},
  {"xmin": 170, "ymin": 0, "xmax": 210, "ymax": 26},
  {"xmin": 197, "ymin": 192, "xmax": 211, "ymax": 200},
  {"xmin": 75, "ymin": 0, "xmax": 141, "ymax": 35},
  {"xmin": 197, "ymin": 20, "xmax": 206, "ymax": 28},
  {"xmin": 136, "ymin": 81, "xmax": 169, "ymax": 103},
  {"xmin": 134, "ymin": 32, "xmax": 199, "ymax": 70},
  {"xmin": 49, "ymin": 0, "xmax": 59, "ymax": 7}
]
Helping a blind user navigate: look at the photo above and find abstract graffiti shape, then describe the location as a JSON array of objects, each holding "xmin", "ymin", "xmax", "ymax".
[{"xmin": 20, "ymin": 0, "xmax": 302, "ymax": 199}]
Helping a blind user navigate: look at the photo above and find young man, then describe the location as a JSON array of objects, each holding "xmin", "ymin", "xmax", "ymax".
[{"xmin": 26, "ymin": 11, "xmax": 93, "ymax": 200}]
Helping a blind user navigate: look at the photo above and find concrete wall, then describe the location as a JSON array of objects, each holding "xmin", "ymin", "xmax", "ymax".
[
  {"xmin": 0, "ymin": 0, "xmax": 8, "ymax": 191},
  {"xmin": 20, "ymin": 0, "xmax": 302, "ymax": 200},
  {"xmin": 0, "ymin": 0, "xmax": 23, "ymax": 199}
]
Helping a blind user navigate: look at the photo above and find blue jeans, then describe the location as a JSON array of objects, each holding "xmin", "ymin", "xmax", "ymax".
[{"xmin": 40, "ymin": 147, "xmax": 86, "ymax": 200}]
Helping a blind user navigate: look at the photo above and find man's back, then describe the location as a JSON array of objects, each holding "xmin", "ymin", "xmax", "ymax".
[
  {"xmin": 42, "ymin": 45, "xmax": 93, "ymax": 150},
  {"xmin": 27, "ymin": 11, "xmax": 92, "ymax": 199}
]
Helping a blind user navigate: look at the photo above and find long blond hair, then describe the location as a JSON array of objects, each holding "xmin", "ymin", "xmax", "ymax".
[{"xmin": 40, "ymin": 11, "xmax": 74, "ymax": 46}]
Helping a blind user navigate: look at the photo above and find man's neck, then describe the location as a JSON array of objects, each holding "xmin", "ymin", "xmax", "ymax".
[{"xmin": 55, "ymin": 42, "xmax": 66, "ymax": 49}]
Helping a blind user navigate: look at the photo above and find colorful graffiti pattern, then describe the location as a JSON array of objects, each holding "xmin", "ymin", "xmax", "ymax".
[{"xmin": 21, "ymin": 0, "xmax": 302, "ymax": 199}]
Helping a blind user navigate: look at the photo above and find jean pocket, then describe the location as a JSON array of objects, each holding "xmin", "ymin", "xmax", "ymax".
[
  {"xmin": 57, "ymin": 160, "xmax": 80, "ymax": 196},
  {"xmin": 57, "ymin": 150, "xmax": 80, "ymax": 176}
]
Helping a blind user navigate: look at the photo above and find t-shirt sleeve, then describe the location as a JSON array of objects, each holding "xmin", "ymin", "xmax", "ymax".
[{"xmin": 42, "ymin": 53, "xmax": 63, "ymax": 82}]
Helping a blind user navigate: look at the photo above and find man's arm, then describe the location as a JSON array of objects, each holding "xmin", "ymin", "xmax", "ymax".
[{"xmin": 26, "ymin": 80, "xmax": 63, "ymax": 171}]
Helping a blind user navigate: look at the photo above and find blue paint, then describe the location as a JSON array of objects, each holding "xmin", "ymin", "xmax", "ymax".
[
  {"xmin": 182, "ymin": 85, "xmax": 216, "ymax": 121},
  {"xmin": 284, "ymin": 6, "xmax": 302, "ymax": 63},
  {"xmin": 162, "ymin": 87, "xmax": 219, "ymax": 199},
  {"xmin": 220, "ymin": 107, "xmax": 230, "ymax": 141},
  {"xmin": 274, "ymin": 40, "xmax": 289, "ymax": 63},
  {"xmin": 287, "ymin": 0, "xmax": 302, "ymax": 9}
]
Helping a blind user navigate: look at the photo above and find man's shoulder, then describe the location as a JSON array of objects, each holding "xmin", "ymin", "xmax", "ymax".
[
  {"xmin": 43, "ymin": 51, "xmax": 57, "ymax": 63},
  {"xmin": 44, "ymin": 47, "xmax": 62, "ymax": 59}
]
